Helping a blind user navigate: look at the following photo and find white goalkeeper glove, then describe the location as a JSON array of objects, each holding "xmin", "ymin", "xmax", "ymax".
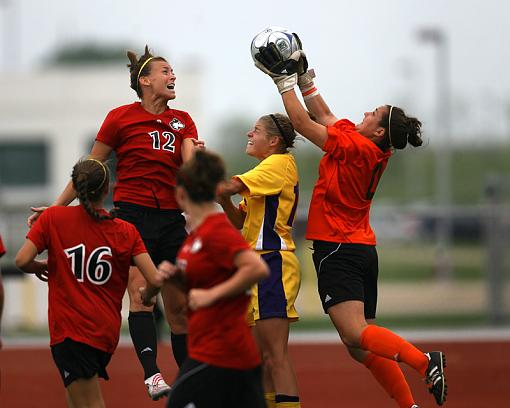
[{"xmin": 287, "ymin": 33, "xmax": 319, "ymax": 100}]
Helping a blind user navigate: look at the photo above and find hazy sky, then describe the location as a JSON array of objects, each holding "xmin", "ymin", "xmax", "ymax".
[{"xmin": 2, "ymin": 0, "xmax": 510, "ymax": 145}]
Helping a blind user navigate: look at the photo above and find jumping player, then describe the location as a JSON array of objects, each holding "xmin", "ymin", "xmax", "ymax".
[
  {"xmin": 218, "ymin": 114, "xmax": 301, "ymax": 408},
  {"xmin": 16, "ymin": 159, "xmax": 169, "ymax": 408},
  {"xmin": 254, "ymin": 39, "xmax": 447, "ymax": 407},
  {"xmin": 28, "ymin": 45, "xmax": 203, "ymax": 399},
  {"xmin": 145, "ymin": 150, "xmax": 268, "ymax": 408}
]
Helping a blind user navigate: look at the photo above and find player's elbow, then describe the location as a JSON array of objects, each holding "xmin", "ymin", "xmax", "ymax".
[{"xmin": 15, "ymin": 251, "xmax": 30, "ymax": 272}]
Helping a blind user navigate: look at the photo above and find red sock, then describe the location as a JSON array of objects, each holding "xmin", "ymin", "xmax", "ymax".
[
  {"xmin": 360, "ymin": 325, "xmax": 429, "ymax": 376},
  {"xmin": 364, "ymin": 352, "xmax": 415, "ymax": 408}
]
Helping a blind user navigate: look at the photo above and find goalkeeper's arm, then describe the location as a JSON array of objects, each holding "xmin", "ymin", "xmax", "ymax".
[
  {"xmin": 287, "ymin": 34, "xmax": 338, "ymax": 127},
  {"xmin": 300, "ymin": 83, "xmax": 338, "ymax": 127},
  {"xmin": 281, "ymin": 88, "xmax": 328, "ymax": 149},
  {"xmin": 295, "ymin": 64, "xmax": 338, "ymax": 126}
]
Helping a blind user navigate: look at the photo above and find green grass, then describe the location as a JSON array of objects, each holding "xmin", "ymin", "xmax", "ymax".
[
  {"xmin": 295, "ymin": 240, "xmax": 488, "ymax": 282},
  {"xmin": 291, "ymin": 313, "xmax": 494, "ymax": 331},
  {"xmin": 377, "ymin": 242, "xmax": 485, "ymax": 281}
]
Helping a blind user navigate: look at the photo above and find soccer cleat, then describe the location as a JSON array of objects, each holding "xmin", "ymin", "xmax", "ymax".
[
  {"xmin": 424, "ymin": 351, "xmax": 447, "ymax": 406},
  {"xmin": 145, "ymin": 373, "xmax": 171, "ymax": 401}
]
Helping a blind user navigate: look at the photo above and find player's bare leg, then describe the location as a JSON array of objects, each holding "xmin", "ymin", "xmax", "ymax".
[
  {"xmin": 160, "ymin": 280, "xmax": 188, "ymax": 366},
  {"xmin": 66, "ymin": 376, "xmax": 105, "ymax": 408},
  {"xmin": 253, "ymin": 318, "xmax": 300, "ymax": 407}
]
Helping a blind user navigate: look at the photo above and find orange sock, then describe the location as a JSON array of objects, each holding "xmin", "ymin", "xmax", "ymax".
[
  {"xmin": 364, "ymin": 352, "xmax": 416, "ymax": 408},
  {"xmin": 360, "ymin": 325, "xmax": 429, "ymax": 376}
]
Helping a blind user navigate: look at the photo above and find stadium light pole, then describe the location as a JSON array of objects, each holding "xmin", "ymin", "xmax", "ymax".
[{"xmin": 417, "ymin": 27, "xmax": 453, "ymax": 281}]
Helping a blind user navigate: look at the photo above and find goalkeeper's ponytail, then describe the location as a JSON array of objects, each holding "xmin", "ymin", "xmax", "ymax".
[{"xmin": 379, "ymin": 105, "xmax": 423, "ymax": 151}]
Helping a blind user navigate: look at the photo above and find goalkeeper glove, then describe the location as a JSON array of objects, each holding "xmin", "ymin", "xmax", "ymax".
[
  {"xmin": 254, "ymin": 43, "xmax": 298, "ymax": 94},
  {"xmin": 287, "ymin": 33, "xmax": 319, "ymax": 100}
]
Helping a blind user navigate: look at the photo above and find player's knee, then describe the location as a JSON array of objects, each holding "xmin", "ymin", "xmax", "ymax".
[
  {"xmin": 346, "ymin": 346, "xmax": 367, "ymax": 363},
  {"xmin": 339, "ymin": 331, "xmax": 361, "ymax": 348},
  {"xmin": 260, "ymin": 351, "xmax": 273, "ymax": 369},
  {"xmin": 166, "ymin": 310, "xmax": 187, "ymax": 332}
]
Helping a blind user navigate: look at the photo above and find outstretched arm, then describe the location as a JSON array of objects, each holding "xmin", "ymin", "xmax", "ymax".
[
  {"xmin": 217, "ymin": 179, "xmax": 247, "ymax": 229},
  {"xmin": 281, "ymin": 88, "xmax": 329, "ymax": 149},
  {"xmin": 27, "ymin": 141, "xmax": 113, "ymax": 227},
  {"xmin": 296, "ymin": 67, "xmax": 338, "ymax": 126},
  {"xmin": 253, "ymin": 44, "xmax": 329, "ymax": 148},
  {"xmin": 182, "ymin": 138, "xmax": 206, "ymax": 163},
  {"xmin": 301, "ymin": 89, "xmax": 338, "ymax": 127},
  {"xmin": 57, "ymin": 141, "xmax": 112, "ymax": 206}
]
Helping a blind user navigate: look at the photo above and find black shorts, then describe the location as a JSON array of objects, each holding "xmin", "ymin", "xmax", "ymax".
[
  {"xmin": 115, "ymin": 201, "xmax": 187, "ymax": 265},
  {"xmin": 51, "ymin": 338, "xmax": 112, "ymax": 387},
  {"xmin": 312, "ymin": 241, "xmax": 379, "ymax": 319},
  {"xmin": 167, "ymin": 358, "xmax": 265, "ymax": 408}
]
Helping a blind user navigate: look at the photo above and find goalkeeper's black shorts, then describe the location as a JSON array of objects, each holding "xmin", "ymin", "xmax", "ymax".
[{"xmin": 312, "ymin": 240, "xmax": 379, "ymax": 319}]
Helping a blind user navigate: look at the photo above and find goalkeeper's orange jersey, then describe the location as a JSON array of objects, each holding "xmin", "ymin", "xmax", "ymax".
[{"xmin": 306, "ymin": 119, "xmax": 392, "ymax": 245}]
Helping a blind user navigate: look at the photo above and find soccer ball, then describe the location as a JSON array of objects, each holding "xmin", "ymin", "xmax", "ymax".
[{"xmin": 250, "ymin": 26, "xmax": 300, "ymax": 71}]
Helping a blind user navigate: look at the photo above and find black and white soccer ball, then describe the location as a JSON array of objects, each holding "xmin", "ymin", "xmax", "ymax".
[{"xmin": 250, "ymin": 26, "xmax": 300, "ymax": 67}]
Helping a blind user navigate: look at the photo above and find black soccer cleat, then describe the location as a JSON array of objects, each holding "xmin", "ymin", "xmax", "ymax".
[{"xmin": 424, "ymin": 351, "xmax": 447, "ymax": 406}]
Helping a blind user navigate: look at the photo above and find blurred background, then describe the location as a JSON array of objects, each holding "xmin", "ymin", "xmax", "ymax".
[{"xmin": 1, "ymin": 0, "xmax": 509, "ymax": 341}]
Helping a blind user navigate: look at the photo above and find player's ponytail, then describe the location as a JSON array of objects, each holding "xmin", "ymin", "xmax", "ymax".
[
  {"xmin": 261, "ymin": 113, "xmax": 297, "ymax": 152},
  {"xmin": 379, "ymin": 105, "xmax": 423, "ymax": 151},
  {"xmin": 127, "ymin": 45, "xmax": 167, "ymax": 98},
  {"xmin": 72, "ymin": 159, "xmax": 115, "ymax": 222},
  {"xmin": 177, "ymin": 150, "xmax": 226, "ymax": 203}
]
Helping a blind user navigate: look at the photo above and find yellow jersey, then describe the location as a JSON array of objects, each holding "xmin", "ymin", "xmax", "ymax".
[{"xmin": 236, "ymin": 153, "xmax": 299, "ymax": 251}]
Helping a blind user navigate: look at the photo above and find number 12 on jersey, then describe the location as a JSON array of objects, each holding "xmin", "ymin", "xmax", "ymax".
[
  {"xmin": 64, "ymin": 244, "xmax": 113, "ymax": 285},
  {"xmin": 148, "ymin": 131, "xmax": 176, "ymax": 152}
]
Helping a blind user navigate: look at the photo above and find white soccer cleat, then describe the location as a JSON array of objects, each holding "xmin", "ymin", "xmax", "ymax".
[{"xmin": 145, "ymin": 372, "xmax": 171, "ymax": 401}]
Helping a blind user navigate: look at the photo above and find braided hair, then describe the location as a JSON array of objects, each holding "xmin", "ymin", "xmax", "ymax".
[
  {"xmin": 260, "ymin": 113, "xmax": 297, "ymax": 152},
  {"xmin": 126, "ymin": 45, "xmax": 167, "ymax": 98},
  {"xmin": 71, "ymin": 159, "xmax": 115, "ymax": 222}
]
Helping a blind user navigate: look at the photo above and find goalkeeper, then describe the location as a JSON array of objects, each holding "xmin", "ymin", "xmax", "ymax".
[{"xmin": 254, "ymin": 36, "xmax": 447, "ymax": 408}]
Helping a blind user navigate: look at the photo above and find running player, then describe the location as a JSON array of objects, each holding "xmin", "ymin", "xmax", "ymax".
[
  {"xmin": 27, "ymin": 45, "xmax": 203, "ymax": 399},
  {"xmin": 145, "ymin": 150, "xmax": 268, "ymax": 408},
  {"xmin": 218, "ymin": 114, "xmax": 301, "ymax": 408},
  {"xmin": 254, "ymin": 40, "xmax": 447, "ymax": 407},
  {"xmin": 16, "ymin": 159, "xmax": 169, "ymax": 408}
]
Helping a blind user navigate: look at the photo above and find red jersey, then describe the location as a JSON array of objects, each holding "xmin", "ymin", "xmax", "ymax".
[
  {"xmin": 176, "ymin": 213, "xmax": 261, "ymax": 370},
  {"xmin": 0, "ymin": 235, "xmax": 5, "ymax": 257},
  {"xmin": 27, "ymin": 205, "xmax": 147, "ymax": 353},
  {"xmin": 306, "ymin": 119, "xmax": 392, "ymax": 244},
  {"xmin": 96, "ymin": 102, "xmax": 198, "ymax": 209}
]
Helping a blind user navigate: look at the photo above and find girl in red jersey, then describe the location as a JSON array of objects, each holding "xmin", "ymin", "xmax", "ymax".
[
  {"xmin": 143, "ymin": 150, "xmax": 268, "ymax": 408},
  {"xmin": 28, "ymin": 46, "xmax": 203, "ymax": 399},
  {"xmin": 16, "ymin": 159, "xmax": 168, "ymax": 408},
  {"xmin": 254, "ymin": 40, "xmax": 447, "ymax": 407}
]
